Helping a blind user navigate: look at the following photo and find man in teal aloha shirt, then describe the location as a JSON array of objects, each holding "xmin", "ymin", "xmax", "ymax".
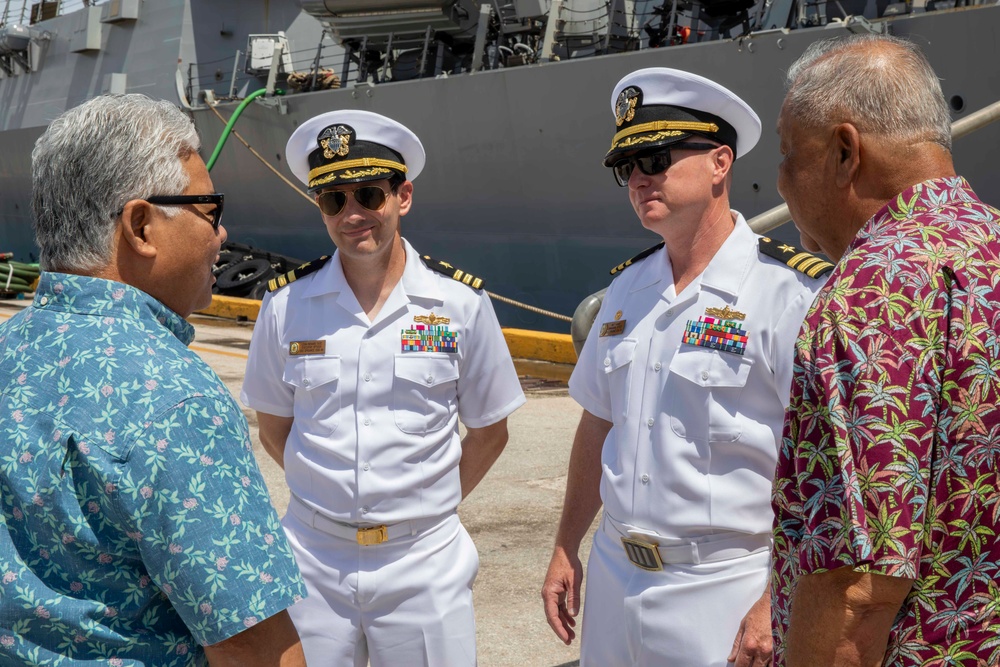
[
  {"xmin": 771, "ymin": 35, "xmax": 1000, "ymax": 665},
  {"xmin": 1, "ymin": 95, "xmax": 306, "ymax": 665}
]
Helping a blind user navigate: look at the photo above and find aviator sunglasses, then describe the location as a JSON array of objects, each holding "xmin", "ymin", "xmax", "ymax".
[
  {"xmin": 612, "ymin": 142, "xmax": 720, "ymax": 187},
  {"xmin": 316, "ymin": 185, "xmax": 391, "ymax": 217}
]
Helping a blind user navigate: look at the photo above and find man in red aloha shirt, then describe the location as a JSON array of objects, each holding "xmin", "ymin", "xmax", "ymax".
[{"xmin": 771, "ymin": 34, "xmax": 1000, "ymax": 665}]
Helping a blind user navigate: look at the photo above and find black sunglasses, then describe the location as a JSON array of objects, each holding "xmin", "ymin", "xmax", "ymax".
[
  {"xmin": 612, "ymin": 143, "xmax": 720, "ymax": 187},
  {"xmin": 316, "ymin": 185, "xmax": 390, "ymax": 217},
  {"xmin": 146, "ymin": 193, "xmax": 225, "ymax": 230}
]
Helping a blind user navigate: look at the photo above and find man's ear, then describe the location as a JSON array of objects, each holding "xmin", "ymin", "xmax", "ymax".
[
  {"xmin": 711, "ymin": 144, "xmax": 735, "ymax": 185},
  {"xmin": 832, "ymin": 123, "xmax": 862, "ymax": 188},
  {"xmin": 396, "ymin": 180, "xmax": 414, "ymax": 217},
  {"xmin": 119, "ymin": 199, "xmax": 158, "ymax": 259}
]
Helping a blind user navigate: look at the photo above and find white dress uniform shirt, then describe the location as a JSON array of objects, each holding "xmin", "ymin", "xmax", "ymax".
[
  {"xmin": 570, "ymin": 213, "xmax": 825, "ymax": 539},
  {"xmin": 241, "ymin": 238, "xmax": 525, "ymax": 524}
]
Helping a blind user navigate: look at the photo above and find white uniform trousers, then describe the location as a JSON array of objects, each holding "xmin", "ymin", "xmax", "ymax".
[
  {"xmin": 580, "ymin": 518, "xmax": 770, "ymax": 667},
  {"xmin": 282, "ymin": 507, "xmax": 479, "ymax": 667}
]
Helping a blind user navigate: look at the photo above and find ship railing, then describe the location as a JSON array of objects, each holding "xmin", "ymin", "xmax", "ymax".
[
  {"xmin": 747, "ymin": 97, "xmax": 1000, "ymax": 236},
  {"xmin": 0, "ymin": 0, "xmax": 101, "ymax": 26}
]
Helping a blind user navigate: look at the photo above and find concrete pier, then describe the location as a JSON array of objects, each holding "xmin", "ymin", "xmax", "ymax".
[{"xmin": 0, "ymin": 300, "xmax": 595, "ymax": 666}]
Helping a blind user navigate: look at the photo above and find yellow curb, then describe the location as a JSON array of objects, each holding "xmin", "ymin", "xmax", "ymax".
[
  {"xmin": 503, "ymin": 328, "xmax": 577, "ymax": 365},
  {"xmin": 196, "ymin": 298, "xmax": 578, "ymax": 366},
  {"xmin": 196, "ymin": 295, "xmax": 262, "ymax": 321}
]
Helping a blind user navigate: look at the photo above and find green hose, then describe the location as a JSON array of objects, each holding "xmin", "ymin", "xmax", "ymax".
[{"xmin": 206, "ymin": 88, "xmax": 281, "ymax": 172}]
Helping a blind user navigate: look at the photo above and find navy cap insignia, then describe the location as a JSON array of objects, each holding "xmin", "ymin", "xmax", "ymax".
[
  {"xmin": 615, "ymin": 87, "xmax": 641, "ymax": 127},
  {"xmin": 318, "ymin": 124, "xmax": 353, "ymax": 159}
]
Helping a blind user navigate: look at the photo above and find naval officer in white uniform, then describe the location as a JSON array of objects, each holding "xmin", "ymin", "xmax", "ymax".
[
  {"xmin": 541, "ymin": 69, "xmax": 832, "ymax": 666},
  {"xmin": 241, "ymin": 110, "xmax": 525, "ymax": 667}
]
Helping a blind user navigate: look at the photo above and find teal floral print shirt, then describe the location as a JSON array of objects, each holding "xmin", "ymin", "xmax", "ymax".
[
  {"xmin": 772, "ymin": 178, "xmax": 1000, "ymax": 665},
  {"xmin": 1, "ymin": 273, "xmax": 305, "ymax": 666}
]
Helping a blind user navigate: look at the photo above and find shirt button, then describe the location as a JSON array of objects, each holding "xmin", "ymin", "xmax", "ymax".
[
  {"xmin": 653, "ymin": 362, "xmax": 662, "ymax": 371},
  {"xmin": 604, "ymin": 358, "xmax": 611, "ymax": 367},
  {"xmin": 363, "ymin": 373, "xmax": 371, "ymax": 382},
  {"xmin": 361, "ymin": 506, "xmax": 369, "ymax": 514},
  {"xmin": 666, "ymin": 309, "xmax": 673, "ymax": 317},
  {"xmin": 641, "ymin": 474, "xmax": 650, "ymax": 484},
  {"xmin": 646, "ymin": 418, "xmax": 654, "ymax": 427},
  {"xmin": 425, "ymin": 375, "xmax": 434, "ymax": 384},
  {"xmin": 303, "ymin": 379, "xmax": 311, "ymax": 387},
  {"xmin": 39, "ymin": 296, "xmax": 48, "ymax": 305},
  {"xmin": 363, "ymin": 462, "xmax": 370, "ymax": 471},
  {"xmin": 363, "ymin": 418, "xmax": 371, "ymax": 426},
  {"xmin": 701, "ymin": 371, "xmax": 710, "ymax": 381}
]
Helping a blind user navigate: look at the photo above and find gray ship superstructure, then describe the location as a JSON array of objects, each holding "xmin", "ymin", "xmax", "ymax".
[{"xmin": 2, "ymin": 0, "xmax": 999, "ymax": 330}]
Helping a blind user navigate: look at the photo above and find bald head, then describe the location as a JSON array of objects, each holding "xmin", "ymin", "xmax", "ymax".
[{"xmin": 783, "ymin": 35, "xmax": 951, "ymax": 153}]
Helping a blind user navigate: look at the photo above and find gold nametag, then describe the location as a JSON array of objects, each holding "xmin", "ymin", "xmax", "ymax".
[
  {"xmin": 600, "ymin": 320, "xmax": 627, "ymax": 337},
  {"xmin": 289, "ymin": 340, "xmax": 326, "ymax": 356}
]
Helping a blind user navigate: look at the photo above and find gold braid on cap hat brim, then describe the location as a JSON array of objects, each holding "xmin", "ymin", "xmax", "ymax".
[
  {"xmin": 611, "ymin": 121, "xmax": 720, "ymax": 151},
  {"xmin": 308, "ymin": 158, "xmax": 408, "ymax": 183}
]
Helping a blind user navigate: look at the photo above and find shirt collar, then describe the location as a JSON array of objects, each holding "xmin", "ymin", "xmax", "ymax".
[
  {"xmin": 699, "ymin": 211, "xmax": 754, "ymax": 297},
  {"xmin": 33, "ymin": 272, "xmax": 195, "ymax": 345},
  {"xmin": 300, "ymin": 237, "xmax": 442, "ymax": 303},
  {"xmin": 628, "ymin": 210, "xmax": 752, "ymax": 297},
  {"xmin": 850, "ymin": 176, "xmax": 977, "ymax": 254}
]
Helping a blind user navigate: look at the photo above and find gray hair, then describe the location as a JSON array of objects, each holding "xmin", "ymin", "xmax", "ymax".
[
  {"xmin": 31, "ymin": 94, "xmax": 201, "ymax": 272},
  {"xmin": 784, "ymin": 34, "xmax": 951, "ymax": 151}
]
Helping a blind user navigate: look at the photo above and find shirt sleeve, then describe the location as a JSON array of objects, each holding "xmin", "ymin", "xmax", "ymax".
[
  {"xmin": 456, "ymin": 292, "xmax": 526, "ymax": 428},
  {"xmin": 116, "ymin": 394, "xmax": 306, "ymax": 646},
  {"xmin": 780, "ymin": 274, "xmax": 945, "ymax": 580},
  {"xmin": 241, "ymin": 292, "xmax": 294, "ymax": 417}
]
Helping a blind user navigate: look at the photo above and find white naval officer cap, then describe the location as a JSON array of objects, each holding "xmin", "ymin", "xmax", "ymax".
[
  {"xmin": 286, "ymin": 109, "xmax": 426, "ymax": 192},
  {"xmin": 604, "ymin": 67, "xmax": 761, "ymax": 166}
]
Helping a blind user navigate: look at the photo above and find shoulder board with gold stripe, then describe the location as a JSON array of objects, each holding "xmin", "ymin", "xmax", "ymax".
[
  {"xmin": 421, "ymin": 255, "xmax": 485, "ymax": 291},
  {"xmin": 266, "ymin": 255, "xmax": 332, "ymax": 292},
  {"xmin": 610, "ymin": 242, "xmax": 665, "ymax": 276},
  {"xmin": 757, "ymin": 237, "xmax": 834, "ymax": 279}
]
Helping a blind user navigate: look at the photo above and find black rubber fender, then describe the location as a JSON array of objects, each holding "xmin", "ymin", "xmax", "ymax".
[{"xmin": 215, "ymin": 258, "xmax": 274, "ymax": 296}]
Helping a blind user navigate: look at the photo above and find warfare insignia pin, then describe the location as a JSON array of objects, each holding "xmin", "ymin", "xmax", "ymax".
[
  {"xmin": 615, "ymin": 87, "xmax": 641, "ymax": 127},
  {"xmin": 318, "ymin": 124, "xmax": 353, "ymax": 159},
  {"xmin": 704, "ymin": 305, "xmax": 746, "ymax": 321},
  {"xmin": 414, "ymin": 313, "xmax": 451, "ymax": 326}
]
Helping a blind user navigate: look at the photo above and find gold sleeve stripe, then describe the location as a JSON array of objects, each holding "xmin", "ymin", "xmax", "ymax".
[
  {"xmin": 612, "ymin": 121, "xmax": 719, "ymax": 147},
  {"xmin": 308, "ymin": 158, "xmax": 407, "ymax": 181}
]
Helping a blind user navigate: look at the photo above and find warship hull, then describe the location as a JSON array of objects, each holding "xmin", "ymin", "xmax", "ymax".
[{"xmin": 2, "ymin": 1, "xmax": 999, "ymax": 330}]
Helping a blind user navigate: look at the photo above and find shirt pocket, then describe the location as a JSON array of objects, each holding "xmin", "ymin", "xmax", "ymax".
[
  {"xmin": 601, "ymin": 338, "xmax": 637, "ymax": 424},
  {"xmin": 393, "ymin": 354, "xmax": 460, "ymax": 435},
  {"xmin": 666, "ymin": 345, "xmax": 753, "ymax": 442},
  {"xmin": 282, "ymin": 355, "xmax": 341, "ymax": 438}
]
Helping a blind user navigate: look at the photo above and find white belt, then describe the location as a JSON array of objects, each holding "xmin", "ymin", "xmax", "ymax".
[
  {"xmin": 602, "ymin": 513, "xmax": 772, "ymax": 567},
  {"xmin": 288, "ymin": 494, "xmax": 446, "ymax": 546}
]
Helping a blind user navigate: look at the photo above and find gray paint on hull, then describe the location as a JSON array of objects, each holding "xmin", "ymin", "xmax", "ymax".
[{"xmin": 2, "ymin": 2, "xmax": 999, "ymax": 331}]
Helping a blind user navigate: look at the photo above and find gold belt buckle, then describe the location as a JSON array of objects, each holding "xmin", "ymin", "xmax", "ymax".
[
  {"xmin": 621, "ymin": 537, "xmax": 663, "ymax": 571},
  {"xmin": 356, "ymin": 525, "xmax": 388, "ymax": 546}
]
